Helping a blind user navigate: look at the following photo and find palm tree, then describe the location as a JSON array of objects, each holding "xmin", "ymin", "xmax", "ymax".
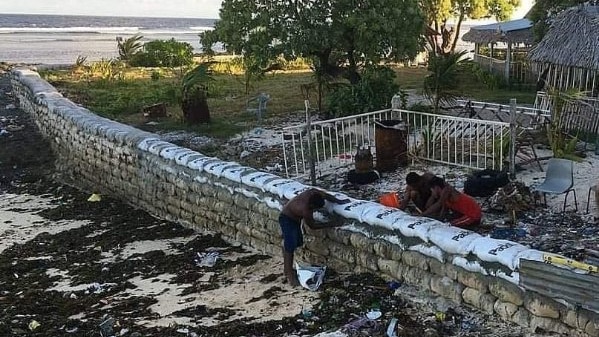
[
  {"xmin": 181, "ymin": 62, "xmax": 214, "ymax": 124},
  {"xmin": 423, "ymin": 50, "xmax": 469, "ymax": 113},
  {"xmin": 116, "ymin": 34, "xmax": 143, "ymax": 63}
]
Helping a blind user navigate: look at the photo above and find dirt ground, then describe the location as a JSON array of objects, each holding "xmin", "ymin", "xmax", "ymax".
[{"xmin": 0, "ymin": 70, "xmax": 567, "ymax": 337}]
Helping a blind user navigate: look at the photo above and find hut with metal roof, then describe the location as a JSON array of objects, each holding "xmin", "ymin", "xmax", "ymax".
[
  {"xmin": 463, "ymin": 18, "xmax": 534, "ymax": 84},
  {"xmin": 528, "ymin": 4, "xmax": 599, "ymax": 95}
]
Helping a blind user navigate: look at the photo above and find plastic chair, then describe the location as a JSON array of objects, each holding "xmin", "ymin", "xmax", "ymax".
[
  {"xmin": 535, "ymin": 158, "xmax": 578, "ymax": 211},
  {"xmin": 246, "ymin": 93, "xmax": 270, "ymax": 124}
]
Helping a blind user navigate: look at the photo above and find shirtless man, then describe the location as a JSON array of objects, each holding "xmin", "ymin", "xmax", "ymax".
[
  {"xmin": 422, "ymin": 177, "xmax": 482, "ymax": 228},
  {"xmin": 399, "ymin": 172, "xmax": 436, "ymax": 213},
  {"xmin": 279, "ymin": 188, "xmax": 349, "ymax": 286}
]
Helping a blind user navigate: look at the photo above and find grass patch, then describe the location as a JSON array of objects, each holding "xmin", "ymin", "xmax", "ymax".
[{"xmin": 41, "ymin": 62, "xmax": 537, "ymax": 140}]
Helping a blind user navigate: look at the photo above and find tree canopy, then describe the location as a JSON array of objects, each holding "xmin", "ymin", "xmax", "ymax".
[
  {"xmin": 201, "ymin": 0, "xmax": 425, "ymax": 84},
  {"xmin": 527, "ymin": 0, "xmax": 587, "ymax": 41},
  {"xmin": 423, "ymin": 0, "xmax": 520, "ymax": 54}
]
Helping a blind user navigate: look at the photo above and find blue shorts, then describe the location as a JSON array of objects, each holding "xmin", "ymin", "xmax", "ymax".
[{"xmin": 279, "ymin": 213, "xmax": 303, "ymax": 253}]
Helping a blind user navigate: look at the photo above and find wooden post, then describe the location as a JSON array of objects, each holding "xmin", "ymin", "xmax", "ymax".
[
  {"xmin": 305, "ymin": 100, "xmax": 317, "ymax": 186},
  {"xmin": 509, "ymin": 98, "xmax": 517, "ymax": 178},
  {"xmin": 505, "ymin": 42, "xmax": 512, "ymax": 85}
]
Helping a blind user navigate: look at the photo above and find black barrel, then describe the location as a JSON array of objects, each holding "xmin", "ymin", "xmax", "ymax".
[{"xmin": 375, "ymin": 120, "xmax": 408, "ymax": 172}]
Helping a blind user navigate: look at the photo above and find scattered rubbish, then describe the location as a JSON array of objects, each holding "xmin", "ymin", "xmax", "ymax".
[
  {"xmin": 28, "ymin": 320, "xmax": 40, "ymax": 331},
  {"xmin": 301, "ymin": 307, "xmax": 313, "ymax": 319},
  {"xmin": 296, "ymin": 263, "xmax": 326, "ymax": 291},
  {"xmin": 366, "ymin": 309, "xmax": 382, "ymax": 320},
  {"xmin": 0, "ymin": 129, "xmax": 8, "ymax": 136},
  {"xmin": 5, "ymin": 124, "xmax": 24, "ymax": 132},
  {"xmin": 194, "ymin": 251, "xmax": 219, "ymax": 267},
  {"xmin": 490, "ymin": 227, "xmax": 527, "ymax": 240},
  {"xmin": 386, "ymin": 318, "xmax": 398, "ymax": 337},
  {"xmin": 86, "ymin": 282, "xmax": 114, "ymax": 294},
  {"xmin": 387, "ymin": 281, "xmax": 401, "ymax": 290},
  {"xmin": 435, "ymin": 311, "xmax": 446, "ymax": 322},
  {"xmin": 176, "ymin": 327, "xmax": 189, "ymax": 334},
  {"xmin": 65, "ymin": 326, "xmax": 78, "ymax": 333},
  {"xmin": 99, "ymin": 316, "xmax": 114, "ymax": 337},
  {"xmin": 342, "ymin": 316, "xmax": 378, "ymax": 332},
  {"xmin": 87, "ymin": 194, "xmax": 102, "ymax": 202},
  {"xmin": 69, "ymin": 293, "xmax": 77, "ymax": 299},
  {"xmin": 5, "ymin": 103, "xmax": 15, "ymax": 109}
]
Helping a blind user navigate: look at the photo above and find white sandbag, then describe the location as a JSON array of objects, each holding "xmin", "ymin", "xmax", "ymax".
[
  {"xmin": 187, "ymin": 156, "xmax": 218, "ymax": 171},
  {"xmin": 331, "ymin": 200, "xmax": 373, "ymax": 222},
  {"xmin": 204, "ymin": 161, "xmax": 239, "ymax": 177},
  {"xmin": 359, "ymin": 205, "xmax": 404, "ymax": 228},
  {"xmin": 395, "ymin": 216, "xmax": 444, "ymax": 242},
  {"xmin": 241, "ymin": 171, "xmax": 280, "ymax": 190},
  {"xmin": 160, "ymin": 146, "xmax": 187, "ymax": 161},
  {"xmin": 467, "ymin": 237, "xmax": 528, "ymax": 270},
  {"xmin": 137, "ymin": 137, "xmax": 162, "ymax": 151},
  {"xmin": 221, "ymin": 166, "xmax": 252, "ymax": 183},
  {"xmin": 409, "ymin": 243, "xmax": 445, "ymax": 262},
  {"xmin": 429, "ymin": 227, "xmax": 482, "ymax": 255},
  {"xmin": 452, "ymin": 256, "xmax": 489, "ymax": 275}
]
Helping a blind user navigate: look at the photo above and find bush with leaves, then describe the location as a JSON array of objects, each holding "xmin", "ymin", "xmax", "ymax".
[
  {"xmin": 181, "ymin": 62, "xmax": 214, "ymax": 124},
  {"xmin": 117, "ymin": 34, "xmax": 143, "ymax": 62},
  {"xmin": 424, "ymin": 50, "xmax": 470, "ymax": 113},
  {"xmin": 130, "ymin": 39, "xmax": 194, "ymax": 68},
  {"xmin": 325, "ymin": 66, "xmax": 399, "ymax": 117}
]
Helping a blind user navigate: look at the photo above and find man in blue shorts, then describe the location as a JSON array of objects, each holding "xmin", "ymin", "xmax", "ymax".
[{"xmin": 280, "ymin": 188, "xmax": 349, "ymax": 286}]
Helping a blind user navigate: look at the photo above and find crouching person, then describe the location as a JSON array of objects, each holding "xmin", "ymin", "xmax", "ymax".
[
  {"xmin": 423, "ymin": 177, "xmax": 482, "ymax": 228},
  {"xmin": 279, "ymin": 188, "xmax": 349, "ymax": 286}
]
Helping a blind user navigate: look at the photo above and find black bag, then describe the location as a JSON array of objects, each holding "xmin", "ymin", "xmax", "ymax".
[{"xmin": 464, "ymin": 169, "xmax": 509, "ymax": 197}]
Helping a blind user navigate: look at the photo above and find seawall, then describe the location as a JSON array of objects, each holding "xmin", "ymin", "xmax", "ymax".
[{"xmin": 10, "ymin": 68, "xmax": 599, "ymax": 336}]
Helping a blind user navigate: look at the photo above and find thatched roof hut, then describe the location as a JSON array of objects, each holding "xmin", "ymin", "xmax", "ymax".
[
  {"xmin": 462, "ymin": 18, "xmax": 534, "ymax": 84},
  {"xmin": 462, "ymin": 19, "xmax": 534, "ymax": 45},
  {"xmin": 528, "ymin": 5, "xmax": 599, "ymax": 94}
]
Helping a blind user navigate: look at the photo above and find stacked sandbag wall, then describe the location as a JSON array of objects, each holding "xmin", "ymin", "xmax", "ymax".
[{"xmin": 10, "ymin": 69, "xmax": 599, "ymax": 336}]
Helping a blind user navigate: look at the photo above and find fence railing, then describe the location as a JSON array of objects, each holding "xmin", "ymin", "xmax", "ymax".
[
  {"xmin": 456, "ymin": 99, "xmax": 551, "ymax": 127},
  {"xmin": 281, "ymin": 109, "xmax": 401, "ymax": 178},
  {"xmin": 534, "ymin": 91, "xmax": 599, "ymax": 143},
  {"xmin": 281, "ymin": 108, "xmax": 511, "ymax": 179},
  {"xmin": 472, "ymin": 54, "xmax": 536, "ymax": 84}
]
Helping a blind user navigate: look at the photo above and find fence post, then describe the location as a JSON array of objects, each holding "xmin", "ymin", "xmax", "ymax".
[
  {"xmin": 509, "ymin": 98, "xmax": 517, "ymax": 178},
  {"xmin": 305, "ymin": 100, "xmax": 317, "ymax": 186}
]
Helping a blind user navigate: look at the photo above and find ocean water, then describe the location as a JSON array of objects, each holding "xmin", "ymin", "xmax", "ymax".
[{"xmin": 0, "ymin": 14, "xmax": 216, "ymax": 65}]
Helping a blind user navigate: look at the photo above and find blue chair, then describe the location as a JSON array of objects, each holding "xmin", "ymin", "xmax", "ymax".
[
  {"xmin": 535, "ymin": 158, "xmax": 578, "ymax": 211},
  {"xmin": 247, "ymin": 93, "xmax": 270, "ymax": 124}
]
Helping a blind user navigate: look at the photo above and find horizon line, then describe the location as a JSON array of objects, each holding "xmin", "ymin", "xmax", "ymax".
[{"xmin": 0, "ymin": 12, "xmax": 219, "ymax": 20}]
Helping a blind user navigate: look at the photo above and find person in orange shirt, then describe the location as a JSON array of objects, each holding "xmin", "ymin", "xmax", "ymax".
[{"xmin": 422, "ymin": 177, "xmax": 482, "ymax": 228}]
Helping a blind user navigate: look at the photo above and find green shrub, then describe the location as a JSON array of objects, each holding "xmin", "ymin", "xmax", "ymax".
[
  {"xmin": 325, "ymin": 65, "xmax": 399, "ymax": 117},
  {"xmin": 468, "ymin": 63, "xmax": 506, "ymax": 90},
  {"xmin": 130, "ymin": 39, "xmax": 194, "ymax": 68}
]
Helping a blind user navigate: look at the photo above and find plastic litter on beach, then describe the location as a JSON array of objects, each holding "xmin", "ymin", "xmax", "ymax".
[
  {"xmin": 87, "ymin": 193, "xmax": 102, "ymax": 202},
  {"xmin": 194, "ymin": 251, "xmax": 219, "ymax": 267},
  {"xmin": 366, "ymin": 309, "xmax": 382, "ymax": 320},
  {"xmin": 28, "ymin": 320, "xmax": 40, "ymax": 331},
  {"xmin": 296, "ymin": 263, "xmax": 326, "ymax": 291},
  {"xmin": 99, "ymin": 316, "xmax": 114, "ymax": 337},
  {"xmin": 386, "ymin": 317, "xmax": 399, "ymax": 337}
]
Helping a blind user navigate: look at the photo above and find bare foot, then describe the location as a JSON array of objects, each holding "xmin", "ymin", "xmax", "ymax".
[{"xmin": 285, "ymin": 273, "xmax": 300, "ymax": 287}]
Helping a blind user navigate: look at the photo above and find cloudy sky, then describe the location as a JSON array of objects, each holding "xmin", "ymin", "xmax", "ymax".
[{"xmin": 0, "ymin": 0, "xmax": 223, "ymax": 18}]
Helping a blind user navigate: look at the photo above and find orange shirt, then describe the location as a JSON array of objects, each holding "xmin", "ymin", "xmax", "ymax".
[{"xmin": 445, "ymin": 193, "xmax": 482, "ymax": 220}]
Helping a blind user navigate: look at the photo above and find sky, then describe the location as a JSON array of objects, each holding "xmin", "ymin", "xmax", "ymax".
[
  {"xmin": 0, "ymin": 0, "xmax": 533, "ymax": 21},
  {"xmin": 0, "ymin": 0, "xmax": 223, "ymax": 19}
]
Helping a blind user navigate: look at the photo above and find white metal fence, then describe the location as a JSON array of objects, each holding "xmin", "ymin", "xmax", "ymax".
[{"xmin": 281, "ymin": 108, "xmax": 512, "ymax": 179}]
